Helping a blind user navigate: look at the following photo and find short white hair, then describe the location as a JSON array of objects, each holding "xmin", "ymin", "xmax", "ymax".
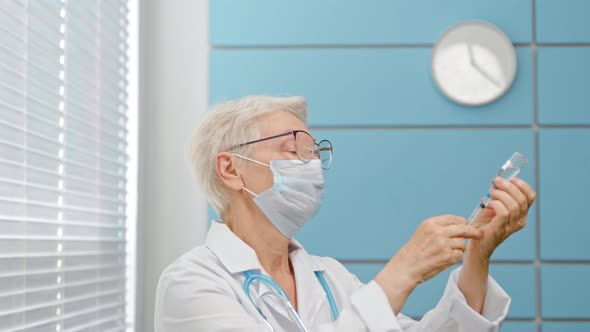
[{"xmin": 187, "ymin": 95, "xmax": 308, "ymax": 217}]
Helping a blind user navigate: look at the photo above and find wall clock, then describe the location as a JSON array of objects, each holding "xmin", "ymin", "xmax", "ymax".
[{"xmin": 431, "ymin": 21, "xmax": 517, "ymax": 106}]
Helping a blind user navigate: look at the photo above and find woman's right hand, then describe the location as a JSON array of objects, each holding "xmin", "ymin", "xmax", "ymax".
[{"xmin": 374, "ymin": 215, "xmax": 484, "ymax": 314}]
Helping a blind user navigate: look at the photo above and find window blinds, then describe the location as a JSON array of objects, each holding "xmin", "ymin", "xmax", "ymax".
[{"xmin": 0, "ymin": 0, "xmax": 130, "ymax": 331}]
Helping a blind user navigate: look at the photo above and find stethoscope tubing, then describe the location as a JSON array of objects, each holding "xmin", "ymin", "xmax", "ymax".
[{"xmin": 243, "ymin": 270, "xmax": 339, "ymax": 332}]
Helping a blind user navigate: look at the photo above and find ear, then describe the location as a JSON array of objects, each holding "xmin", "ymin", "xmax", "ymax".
[{"xmin": 215, "ymin": 152, "xmax": 244, "ymax": 191}]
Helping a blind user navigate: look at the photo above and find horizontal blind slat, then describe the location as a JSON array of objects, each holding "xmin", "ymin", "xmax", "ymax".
[
  {"xmin": 0, "ymin": 288, "xmax": 123, "ymax": 317},
  {"xmin": 5, "ymin": 306, "xmax": 125, "ymax": 332},
  {"xmin": 0, "ymin": 158, "xmax": 128, "ymax": 194},
  {"xmin": 65, "ymin": 39, "xmax": 128, "ymax": 76},
  {"xmin": 65, "ymin": 98, "xmax": 129, "ymax": 133},
  {"xmin": 0, "ymin": 120, "xmax": 129, "ymax": 167},
  {"xmin": 0, "ymin": 235, "xmax": 125, "ymax": 242},
  {"xmin": 0, "ymin": 196, "xmax": 126, "ymax": 216},
  {"xmin": 0, "ymin": 100, "xmax": 128, "ymax": 155},
  {"xmin": 62, "ymin": 311, "xmax": 126, "ymax": 332},
  {"xmin": 0, "ymin": 250, "xmax": 125, "ymax": 259},
  {"xmin": 0, "ymin": 275, "xmax": 125, "ymax": 298},
  {"xmin": 0, "ymin": 41, "xmax": 129, "ymax": 100},
  {"xmin": 0, "ymin": 139, "xmax": 128, "ymax": 180},
  {"xmin": 0, "ymin": 7, "xmax": 64, "ymax": 54},
  {"xmin": 0, "ymin": 177, "xmax": 126, "ymax": 204},
  {"xmin": 0, "ymin": 263, "xmax": 125, "ymax": 279},
  {"xmin": 0, "ymin": 217, "xmax": 125, "ymax": 230}
]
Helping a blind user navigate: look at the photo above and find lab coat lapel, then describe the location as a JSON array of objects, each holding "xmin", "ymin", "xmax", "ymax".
[
  {"xmin": 290, "ymin": 241, "xmax": 329, "ymax": 326},
  {"xmin": 204, "ymin": 221, "xmax": 298, "ymax": 322},
  {"xmin": 252, "ymin": 240, "xmax": 332, "ymax": 326},
  {"xmin": 207, "ymin": 222, "xmax": 277, "ymax": 300},
  {"xmin": 204, "ymin": 221, "xmax": 331, "ymax": 326}
]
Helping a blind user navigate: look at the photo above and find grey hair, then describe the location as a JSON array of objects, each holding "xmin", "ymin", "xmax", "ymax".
[{"xmin": 187, "ymin": 95, "xmax": 307, "ymax": 217}]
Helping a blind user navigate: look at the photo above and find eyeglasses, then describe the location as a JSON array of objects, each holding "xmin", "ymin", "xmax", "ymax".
[{"xmin": 229, "ymin": 130, "xmax": 333, "ymax": 169}]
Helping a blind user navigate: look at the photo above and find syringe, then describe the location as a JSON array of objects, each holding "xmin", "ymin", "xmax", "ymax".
[{"xmin": 467, "ymin": 152, "xmax": 529, "ymax": 224}]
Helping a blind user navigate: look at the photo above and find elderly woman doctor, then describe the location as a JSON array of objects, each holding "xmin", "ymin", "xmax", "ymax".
[{"xmin": 155, "ymin": 96, "xmax": 536, "ymax": 332}]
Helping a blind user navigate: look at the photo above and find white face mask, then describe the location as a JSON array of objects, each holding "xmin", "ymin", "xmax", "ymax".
[{"xmin": 233, "ymin": 154, "xmax": 325, "ymax": 238}]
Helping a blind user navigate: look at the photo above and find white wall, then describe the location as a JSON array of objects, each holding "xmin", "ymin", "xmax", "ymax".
[{"xmin": 137, "ymin": 1, "xmax": 209, "ymax": 331}]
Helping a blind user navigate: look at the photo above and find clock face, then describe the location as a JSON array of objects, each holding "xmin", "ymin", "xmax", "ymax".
[{"xmin": 431, "ymin": 21, "xmax": 517, "ymax": 106}]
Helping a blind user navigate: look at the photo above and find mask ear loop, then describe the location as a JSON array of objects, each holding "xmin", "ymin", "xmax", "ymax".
[
  {"xmin": 233, "ymin": 153, "xmax": 269, "ymax": 197},
  {"xmin": 232, "ymin": 153, "xmax": 270, "ymax": 168},
  {"xmin": 233, "ymin": 162, "xmax": 257, "ymax": 200},
  {"xmin": 242, "ymin": 187, "xmax": 258, "ymax": 198},
  {"xmin": 235, "ymin": 168, "xmax": 258, "ymax": 198}
]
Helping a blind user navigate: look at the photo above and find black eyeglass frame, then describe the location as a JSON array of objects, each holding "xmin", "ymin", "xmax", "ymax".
[{"xmin": 228, "ymin": 130, "xmax": 333, "ymax": 169}]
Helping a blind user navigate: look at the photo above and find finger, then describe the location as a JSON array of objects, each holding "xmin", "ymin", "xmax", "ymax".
[
  {"xmin": 448, "ymin": 249, "xmax": 465, "ymax": 264},
  {"xmin": 436, "ymin": 215, "xmax": 469, "ymax": 226},
  {"xmin": 495, "ymin": 177, "xmax": 529, "ymax": 216},
  {"xmin": 490, "ymin": 187, "xmax": 521, "ymax": 219},
  {"xmin": 449, "ymin": 238, "xmax": 466, "ymax": 251},
  {"xmin": 486, "ymin": 199, "xmax": 510, "ymax": 223},
  {"xmin": 446, "ymin": 224, "xmax": 484, "ymax": 239},
  {"xmin": 509, "ymin": 177, "xmax": 537, "ymax": 207}
]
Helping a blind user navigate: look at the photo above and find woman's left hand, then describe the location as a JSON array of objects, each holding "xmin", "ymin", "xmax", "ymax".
[{"xmin": 471, "ymin": 176, "xmax": 537, "ymax": 259}]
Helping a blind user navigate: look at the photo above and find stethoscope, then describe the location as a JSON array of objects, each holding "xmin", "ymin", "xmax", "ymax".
[{"xmin": 243, "ymin": 270, "xmax": 339, "ymax": 332}]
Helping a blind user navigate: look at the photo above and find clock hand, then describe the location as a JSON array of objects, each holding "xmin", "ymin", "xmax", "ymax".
[
  {"xmin": 473, "ymin": 61, "xmax": 502, "ymax": 87},
  {"xmin": 467, "ymin": 43, "xmax": 476, "ymax": 66},
  {"xmin": 468, "ymin": 43, "xmax": 502, "ymax": 88}
]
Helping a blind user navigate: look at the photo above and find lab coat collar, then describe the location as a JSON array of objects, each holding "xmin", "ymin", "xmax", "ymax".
[
  {"xmin": 205, "ymin": 220, "xmax": 329, "ymax": 325},
  {"xmin": 204, "ymin": 220, "xmax": 326, "ymax": 275},
  {"xmin": 205, "ymin": 220, "xmax": 260, "ymax": 274}
]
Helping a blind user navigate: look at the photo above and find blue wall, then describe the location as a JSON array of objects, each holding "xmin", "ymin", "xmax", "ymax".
[{"xmin": 209, "ymin": 1, "xmax": 590, "ymax": 330}]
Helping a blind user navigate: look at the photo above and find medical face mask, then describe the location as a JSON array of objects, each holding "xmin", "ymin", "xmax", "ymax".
[{"xmin": 232, "ymin": 154, "xmax": 325, "ymax": 238}]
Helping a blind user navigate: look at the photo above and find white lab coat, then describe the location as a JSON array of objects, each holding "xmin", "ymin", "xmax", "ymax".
[{"xmin": 154, "ymin": 221, "xmax": 511, "ymax": 332}]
